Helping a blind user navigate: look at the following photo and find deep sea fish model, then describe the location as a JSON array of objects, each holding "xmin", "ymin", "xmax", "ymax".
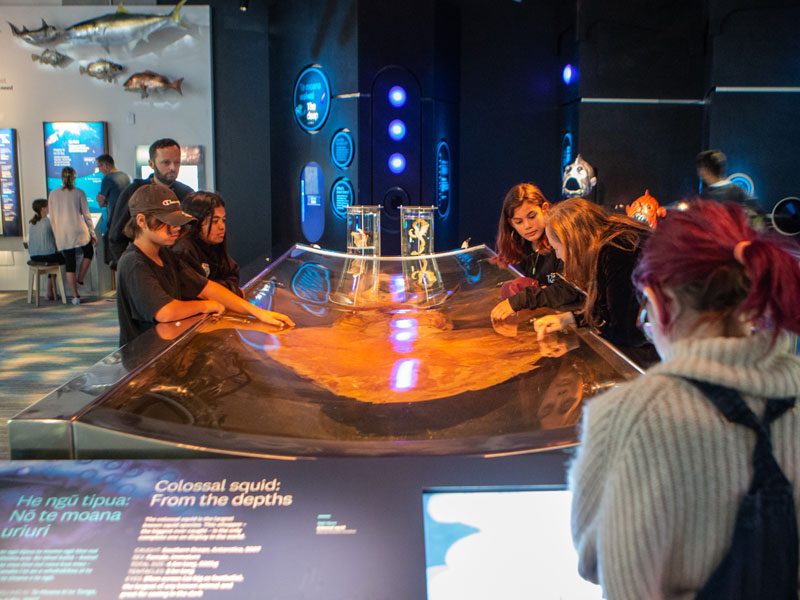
[
  {"xmin": 123, "ymin": 71, "xmax": 183, "ymax": 98},
  {"xmin": 63, "ymin": 0, "xmax": 188, "ymax": 50},
  {"xmin": 7, "ymin": 19, "xmax": 66, "ymax": 46},
  {"xmin": 79, "ymin": 60, "xmax": 125, "ymax": 83},
  {"xmin": 31, "ymin": 49, "xmax": 71, "ymax": 68}
]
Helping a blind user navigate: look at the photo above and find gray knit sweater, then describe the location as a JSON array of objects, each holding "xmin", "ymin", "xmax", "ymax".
[{"xmin": 568, "ymin": 330, "xmax": 800, "ymax": 600}]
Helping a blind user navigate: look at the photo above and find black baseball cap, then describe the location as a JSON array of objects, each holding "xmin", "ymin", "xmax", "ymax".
[{"xmin": 129, "ymin": 184, "xmax": 195, "ymax": 227}]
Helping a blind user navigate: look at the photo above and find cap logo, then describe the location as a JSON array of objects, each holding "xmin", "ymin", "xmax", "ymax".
[{"xmin": 162, "ymin": 199, "xmax": 179, "ymax": 207}]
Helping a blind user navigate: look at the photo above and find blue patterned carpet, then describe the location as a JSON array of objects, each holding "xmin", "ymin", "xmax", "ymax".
[{"xmin": 0, "ymin": 291, "xmax": 120, "ymax": 459}]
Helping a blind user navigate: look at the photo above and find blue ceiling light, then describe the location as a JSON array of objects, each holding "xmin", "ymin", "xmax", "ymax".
[
  {"xmin": 388, "ymin": 153, "xmax": 406, "ymax": 174},
  {"xmin": 562, "ymin": 64, "xmax": 575, "ymax": 85},
  {"xmin": 388, "ymin": 119, "xmax": 407, "ymax": 141},
  {"xmin": 388, "ymin": 86, "xmax": 407, "ymax": 108}
]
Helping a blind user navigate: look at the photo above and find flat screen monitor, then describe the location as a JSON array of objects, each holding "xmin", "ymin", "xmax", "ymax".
[
  {"xmin": 43, "ymin": 121, "xmax": 107, "ymax": 213},
  {"xmin": 135, "ymin": 144, "xmax": 204, "ymax": 192},
  {"xmin": 0, "ymin": 128, "xmax": 22, "ymax": 236},
  {"xmin": 423, "ymin": 489, "xmax": 603, "ymax": 599}
]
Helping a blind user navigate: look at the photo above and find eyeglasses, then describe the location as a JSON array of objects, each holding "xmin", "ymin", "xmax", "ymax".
[{"xmin": 636, "ymin": 298, "xmax": 654, "ymax": 342}]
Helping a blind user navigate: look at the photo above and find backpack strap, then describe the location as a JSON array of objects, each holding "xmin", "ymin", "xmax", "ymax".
[{"xmin": 684, "ymin": 378, "xmax": 795, "ymax": 492}]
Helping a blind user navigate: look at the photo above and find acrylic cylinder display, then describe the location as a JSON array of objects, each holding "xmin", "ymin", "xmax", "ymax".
[
  {"xmin": 331, "ymin": 206, "xmax": 382, "ymax": 306},
  {"xmin": 400, "ymin": 206, "xmax": 444, "ymax": 304}
]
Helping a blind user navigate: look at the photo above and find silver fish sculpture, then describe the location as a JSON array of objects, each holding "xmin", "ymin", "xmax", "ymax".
[
  {"xmin": 80, "ymin": 60, "xmax": 125, "ymax": 83},
  {"xmin": 63, "ymin": 0, "xmax": 188, "ymax": 50},
  {"xmin": 8, "ymin": 19, "xmax": 66, "ymax": 46},
  {"xmin": 123, "ymin": 71, "xmax": 184, "ymax": 99},
  {"xmin": 31, "ymin": 49, "xmax": 71, "ymax": 68}
]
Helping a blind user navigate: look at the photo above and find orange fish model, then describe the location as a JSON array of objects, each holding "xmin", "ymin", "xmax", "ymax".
[
  {"xmin": 123, "ymin": 70, "xmax": 183, "ymax": 99},
  {"xmin": 625, "ymin": 189, "xmax": 666, "ymax": 229}
]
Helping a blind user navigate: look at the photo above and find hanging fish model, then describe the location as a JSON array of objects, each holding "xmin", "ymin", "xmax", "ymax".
[
  {"xmin": 63, "ymin": 0, "xmax": 188, "ymax": 50},
  {"xmin": 31, "ymin": 49, "xmax": 71, "ymax": 68},
  {"xmin": 123, "ymin": 71, "xmax": 183, "ymax": 99},
  {"xmin": 80, "ymin": 60, "xmax": 125, "ymax": 83},
  {"xmin": 7, "ymin": 19, "xmax": 66, "ymax": 46}
]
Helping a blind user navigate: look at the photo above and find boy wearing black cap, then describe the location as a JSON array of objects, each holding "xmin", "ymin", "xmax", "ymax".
[{"xmin": 116, "ymin": 184, "xmax": 294, "ymax": 347}]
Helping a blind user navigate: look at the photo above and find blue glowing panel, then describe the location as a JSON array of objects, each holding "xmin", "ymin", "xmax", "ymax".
[
  {"xmin": 729, "ymin": 173, "xmax": 754, "ymax": 197},
  {"xmin": 300, "ymin": 162, "xmax": 325, "ymax": 243},
  {"xmin": 43, "ymin": 121, "xmax": 107, "ymax": 212},
  {"xmin": 330, "ymin": 178, "xmax": 355, "ymax": 219},
  {"xmin": 0, "ymin": 128, "xmax": 22, "ymax": 236},
  {"xmin": 388, "ymin": 153, "xmax": 407, "ymax": 174},
  {"xmin": 436, "ymin": 141, "xmax": 451, "ymax": 220},
  {"xmin": 293, "ymin": 66, "xmax": 331, "ymax": 133},
  {"xmin": 388, "ymin": 120, "xmax": 407, "ymax": 141},
  {"xmin": 424, "ymin": 490, "xmax": 603, "ymax": 599},
  {"xmin": 330, "ymin": 129, "xmax": 355, "ymax": 169},
  {"xmin": 561, "ymin": 132, "xmax": 573, "ymax": 172},
  {"xmin": 389, "ymin": 85, "xmax": 407, "ymax": 108}
]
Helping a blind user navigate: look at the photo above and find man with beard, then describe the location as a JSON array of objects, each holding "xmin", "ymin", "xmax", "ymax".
[{"xmin": 108, "ymin": 138, "xmax": 194, "ymax": 267}]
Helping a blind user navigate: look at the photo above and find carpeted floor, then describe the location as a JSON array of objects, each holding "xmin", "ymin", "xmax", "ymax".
[{"xmin": 0, "ymin": 291, "xmax": 120, "ymax": 460}]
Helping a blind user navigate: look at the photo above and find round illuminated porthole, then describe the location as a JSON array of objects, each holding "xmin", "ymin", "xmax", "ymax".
[{"xmin": 293, "ymin": 65, "xmax": 332, "ymax": 133}]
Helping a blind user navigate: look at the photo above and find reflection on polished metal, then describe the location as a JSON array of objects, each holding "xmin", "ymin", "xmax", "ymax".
[
  {"xmin": 331, "ymin": 206, "xmax": 382, "ymax": 306},
  {"xmin": 8, "ymin": 244, "xmax": 644, "ymax": 460},
  {"xmin": 399, "ymin": 206, "xmax": 445, "ymax": 306}
]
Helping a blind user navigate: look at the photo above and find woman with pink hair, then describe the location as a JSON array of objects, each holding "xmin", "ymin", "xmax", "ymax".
[{"xmin": 569, "ymin": 200, "xmax": 800, "ymax": 599}]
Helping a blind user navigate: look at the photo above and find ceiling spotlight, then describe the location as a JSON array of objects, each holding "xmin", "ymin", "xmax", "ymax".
[{"xmin": 240, "ymin": 0, "xmax": 249, "ymax": 12}]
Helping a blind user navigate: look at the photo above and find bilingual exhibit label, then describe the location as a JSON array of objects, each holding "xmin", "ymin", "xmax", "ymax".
[{"xmin": 0, "ymin": 461, "xmax": 306, "ymax": 599}]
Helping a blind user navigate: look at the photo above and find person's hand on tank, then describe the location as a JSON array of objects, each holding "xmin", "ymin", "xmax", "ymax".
[
  {"xmin": 533, "ymin": 312, "xmax": 576, "ymax": 340},
  {"xmin": 491, "ymin": 298, "xmax": 516, "ymax": 322},
  {"xmin": 253, "ymin": 307, "xmax": 295, "ymax": 329}
]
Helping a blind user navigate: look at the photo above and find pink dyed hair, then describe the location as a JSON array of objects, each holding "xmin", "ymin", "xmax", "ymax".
[{"xmin": 633, "ymin": 199, "xmax": 800, "ymax": 336}]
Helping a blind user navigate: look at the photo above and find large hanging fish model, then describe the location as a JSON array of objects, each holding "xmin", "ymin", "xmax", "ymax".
[
  {"xmin": 62, "ymin": 0, "xmax": 188, "ymax": 50},
  {"xmin": 7, "ymin": 19, "xmax": 66, "ymax": 46}
]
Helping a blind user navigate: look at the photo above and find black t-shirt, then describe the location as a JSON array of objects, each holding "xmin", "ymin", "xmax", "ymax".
[
  {"xmin": 173, "ymin": 236, "xmax": 243, "ymax": 297},
  {"xmin": 116, "ymin": 244, "xmax": 207, "ymax": 347}
]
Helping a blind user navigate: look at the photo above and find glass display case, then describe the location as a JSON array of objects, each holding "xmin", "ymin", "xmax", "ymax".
[{"xmin": 9, "ymin": 244, "xmax": 643, "ymax": 459}]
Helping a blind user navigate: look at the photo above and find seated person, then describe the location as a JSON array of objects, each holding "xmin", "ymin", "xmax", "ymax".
[
  {"xmin": 569, "ymin": 200, "xmax": 800, "ymax": 598},
  {"xmin": 27, "ymin": 198, "xmax": 65, "ymax": 301},
  {"xmin": 524, "ymin": 198, "xmax": 657, "ymax": 364},
  {"xmin": 173, "ymin": 191, "xmax": 243, "ymax": 297},
  {"xmin": 490, "ymin": 183, "xmax": 580, "ymax": 322},
  {"xmin": 116, "ymin": 184, "xmax": 293, "ymax": 347}
]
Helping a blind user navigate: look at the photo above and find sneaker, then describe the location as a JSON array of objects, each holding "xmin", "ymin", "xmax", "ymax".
[{"xmin": 72, "ymin": 297, "xmax": 81, "ymax": 305}]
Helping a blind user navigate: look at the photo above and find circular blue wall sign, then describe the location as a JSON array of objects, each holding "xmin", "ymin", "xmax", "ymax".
[
  {"xmin": 294, "ymin": 66, "xmax": 331, "ymax": 133},
  {"xmin": 331, "ymin": 178, "xmax": 355, "ymax": 219},
  {"xmin": 331, "ymin": 129, "xmax": 354, "ymax": 169}
]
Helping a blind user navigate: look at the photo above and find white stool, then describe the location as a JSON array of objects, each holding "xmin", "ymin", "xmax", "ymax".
[{"xmin": 27, "ymin": 261, "xmax": 67, "ymax": 307}]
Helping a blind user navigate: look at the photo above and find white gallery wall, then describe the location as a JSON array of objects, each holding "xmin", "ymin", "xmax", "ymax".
[{"xmin": 0, "ymin": 3, "xmax": 213, "ymax": 290}]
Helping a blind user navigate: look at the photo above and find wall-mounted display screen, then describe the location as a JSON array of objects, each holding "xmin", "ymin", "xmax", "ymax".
[
  {"xmin": 424, "ymin": 489, "xmax": 603, "ymax": 599},
  {"xmin": 436, "ymin": 140, "xmax": 451, "ymax": 219},
  {"xmin": 293, "ymin": 66, "xmax": 331, "ymax": 133},
  {"xmin": 300, "ymin": 161, "xmax": 324, "ymax": 242},
  {"xmin": 43, "ymin": 121, "xmax": 107, "ymax": 212},
  {"xmin": 135, "ymin": 145, "xmax": 204, "ymax": 192},
  {"xmin": 0, "ymin": 128, "xmax": 22, "ymax": 237}
]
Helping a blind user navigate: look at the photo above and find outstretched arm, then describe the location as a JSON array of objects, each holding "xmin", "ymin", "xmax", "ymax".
[{"xmin": 199, "ymin": 279, "xmax": 295, "ymax": 328}]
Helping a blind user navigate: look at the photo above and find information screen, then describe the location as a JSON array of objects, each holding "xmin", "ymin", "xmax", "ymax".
[
  {"xmin": 0, "ymin": 128, "xmax": 22, "ymax": 236},
  {"xmin": 43, "ymin": 122, "xmax": 107, "ymax": 212},
  {"xmin": 424, "ymin": 489, "xmax": 603, "ymax": 599}
]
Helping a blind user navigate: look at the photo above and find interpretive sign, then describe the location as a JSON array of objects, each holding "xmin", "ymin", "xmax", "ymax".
[{"xmin": 0, "ymin": 453, "xmax": 571, "ymax": 599}]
